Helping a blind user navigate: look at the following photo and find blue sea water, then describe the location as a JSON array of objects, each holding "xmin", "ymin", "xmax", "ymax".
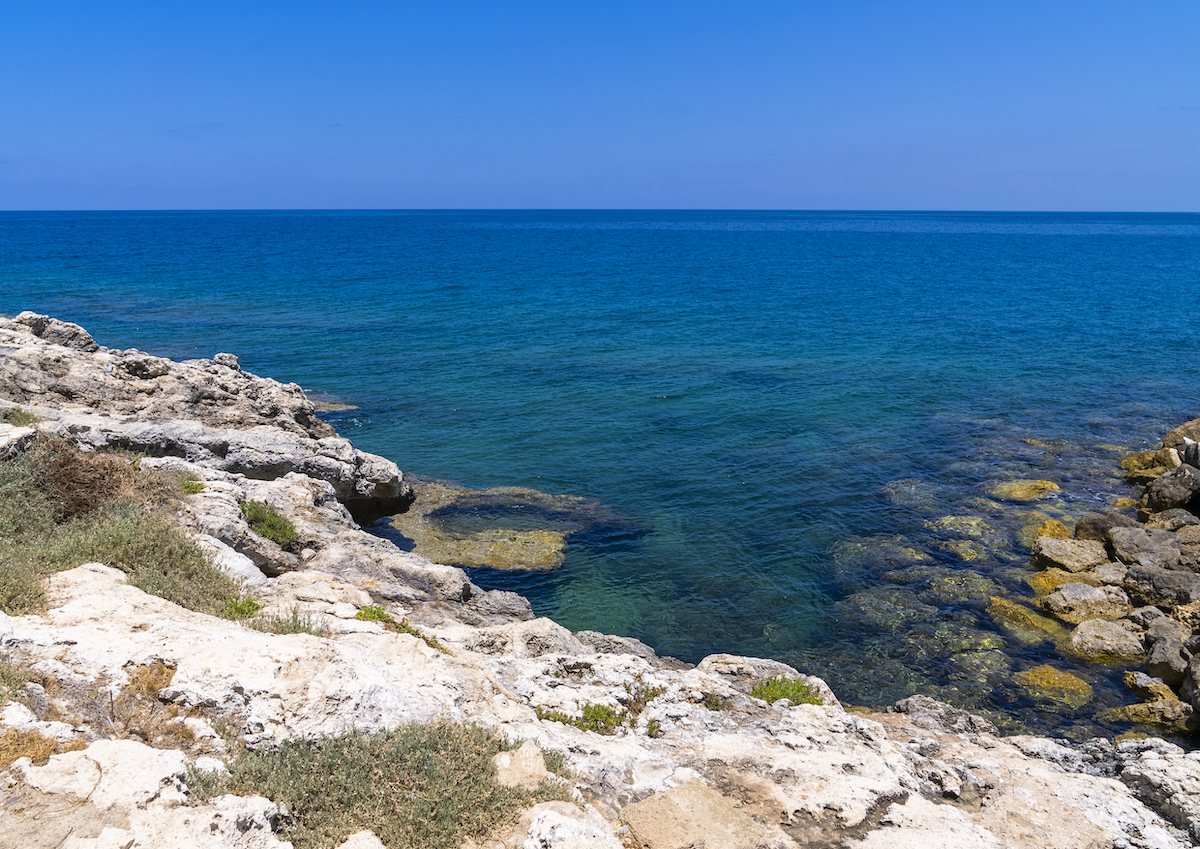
[{"xmin": 4, "ymin": 210, "xmax": 1200, "ymax": 735}]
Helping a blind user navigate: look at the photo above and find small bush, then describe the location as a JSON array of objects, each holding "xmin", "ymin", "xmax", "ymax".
[
  {"xmin": 240, "ymin": 500, "xmax": 298, "ymax": 549},
  {"xmin": 701, "ymin": 693, "xmax": 730, "ymax": 711},
  {"xmin": 0, "ymin": 662, "xmax": 30, "ymax": 706},
  {"xmin": 43, "ymin": 500, "xmax": 242, "ymax": 616},
  {"xmin": 2, "ymin": 407, "xmax": 39, "ymax": 426},
  {"xmin": 646, "ymin": 718, "xmax": 663, "ymax": 738},
  {"xmin": 535, "ymin": 703, "xmax": 627, "ymax": 736},
  {"xmin": 621, "ymin": 677, "xmax": 665, "ymax": 719},
  {"xmin": 190, "ymin": 721, "xmax": 569, "ymax": 849},
  {"xmin": 355, "ymin": 605, "xmax": 393, "ymax": 623},
  {"xmin": 223, "ymin": 596, "xmax": 264, "ymax": 620},
  {"xmin": 750, "ymin": 675, "xmax": 823, "ymax": 706},
  {"xmin": 0, "ymin": 728, "xmax": 61, "ymax": 768},
  {"xmin": 542, "ymin": 748, "xmax": 570, "ymax": 776},
  {"xmin": 31, "ymin": 438, "xmax": 134, "ymax": 521},
  {"xmin": 249, "ymin": 607, "xmax": 329, "ymax": 637},
  {"xmin": 180, "ymin": 479, "xmax": 206, "ymax": 494}
]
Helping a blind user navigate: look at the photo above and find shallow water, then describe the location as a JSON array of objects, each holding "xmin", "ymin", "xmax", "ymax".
[{"xmin": 4, "ymin": 209, "xmax": 1200, "ymax": 736}]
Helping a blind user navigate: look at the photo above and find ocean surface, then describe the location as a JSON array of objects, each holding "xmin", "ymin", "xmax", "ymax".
[{"xmin": 4, "ymin": 210, "xmax": 1200, "ymax": 737}]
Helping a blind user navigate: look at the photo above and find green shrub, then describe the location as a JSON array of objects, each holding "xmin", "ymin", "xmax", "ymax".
[
  {"xmin": 355, "ymin": 605, "xmax": 394, "ymax": 623},
  {"xmin": 0, "ymin": 662, "xmax": 30, "ymax": 706},
  {"xmin": 180, "ymin": 479, "xmax": 206, "ymax": 494},
  {"xmin": 542, "ymin": 748, "xmax": 570, "ymax": 776},
  {"xmin": 248, "ymin": 606, "xmax": 329, "ymax": 637},
  {"xmin": 646, "ymin": 718, "xmax": 663, "ymax": 738},
  {"xmin": 621, "ymin": 678, "xmax": 665, "ymax": 719},
  {"xmin": 2, "ymin": 407, "xmax": 39, "ymax": 426},
  {"xmin": 190, "ymin": 722, "xmax": 568, "ymax": 849},
  {"xmin": 240, "ymin": 500, "xmax": 298, "ymax": 548},
  {"xmin": 701, "ymin": 693, "xmax": 730, "ymax": 711},
  {"xmin": 535, "ymin": 703, "xmax": 627, "ymax": 736},
  {"xmin": 750, "ymin": 675, "xmax": 823, "ymax": 706},
  {"xmin": 222, "ymin": 596, "xmax": 264, "ymax": 620}
]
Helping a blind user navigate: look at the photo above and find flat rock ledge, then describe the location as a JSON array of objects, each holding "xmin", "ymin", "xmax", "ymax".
[{"xmin": 3, "ymin": 315, "xmax": 1200, "ymax": 849}]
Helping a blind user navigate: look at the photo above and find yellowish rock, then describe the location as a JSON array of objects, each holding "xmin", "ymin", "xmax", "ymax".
[
  {"xmin": 929, "ymin": 539, "xmax": 985, "ymax": 562},
  {"xmin": 1013, "ymin": 664, "xmax": 1093, "ymax": 709},
  {"xmin": 988, "ymin": 479, "xmax": 1060, "ymax": 502},
  {"xmin": 1096, "ymin": 700, "xmax": 1193, "ymax": 731},
  {"xmin": 1027, "ymin": 568, "xmax": 1099, "ymax": 596},
  {"xmin": 988, "ymin": 597, "xmax": 1069, "ymax": 646},
  {"xmin": 1113, "ymin": 497, "xmax": 1138, "ymax": 510},
  {"xmin": 1037, "ymin": 519, "xmax": 1071, "ymax": 540},
  {"xmin": 923, "ymin": 515, "xmax": 996, "ymax": 538}
]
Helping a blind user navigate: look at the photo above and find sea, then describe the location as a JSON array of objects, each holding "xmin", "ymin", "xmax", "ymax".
[{"xmin": 4, "ymin": 209, "xmax": 1200, "ymax": 738}]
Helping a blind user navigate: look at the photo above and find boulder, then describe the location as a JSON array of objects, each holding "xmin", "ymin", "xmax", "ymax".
[
  {"xmin": 1146, "ymin": 638, "xmax": 1191, "ymax": 690},
  {"xmin": 1124, "ymin": 670, "xmax": 1178, "ymax": 702},
  {"xmin": 39, "ymin": 412, "xmax": 413, "ymax": 524},
  {"xmin": 1110, "ymin": 527, "xmax": 1182, "ymax": 568},
  {"xmin": 1146, "ymin": 509, "xmax": 1200, "ymax": 531},
  {"xmin": 1041, "ymin": 583, "xmax": 1132, "ymax": 624},
  {"xmin": 1125, "ymin": 566, "xmax": 1200, "ymax": 608},
  {"xmin": 1163, "ymin": 418, "xmax": 1200, "ymax": 449},
  {"xmin": 1068, "ymin": 619, "xmax": 1145, "ymax": 661},
  {"xmin": 1031, "ymin": 536, "xmax": 1109, "ymax": 573},
  {"xmin": 1074, "ymin": 511, "xmax": 1140, "ymax": 542},
  {"xmin": 1117, "ymin": 738, "xmax": 1200, "ymax": 842},
  {"xmin": 1147, "ymin": 465, "xmax": 1200, "ymax": 513},
  {"xmin": 1098, "ymin": 700, "xmax": 1193, "ymax": 730}
]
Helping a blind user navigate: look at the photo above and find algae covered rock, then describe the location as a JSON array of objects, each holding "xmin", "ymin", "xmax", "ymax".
[
  {"xmin": 988, "ymin": 479, "xmax": 1060, "ymax": 502},
  {"xmin": 1097, "ymin": 700, "xmax": 1194, "ymax": 731},
  {"xmin": 1013, "ymin": 664, "xmax": 1093, "ymax": 709},
  {"xmin": 988, "ymin": 596, "xmax": 1069, "ymax": 646},
  {"xmin": 387, "ymin": 479, "xmax": 636, "ymax": 571}
]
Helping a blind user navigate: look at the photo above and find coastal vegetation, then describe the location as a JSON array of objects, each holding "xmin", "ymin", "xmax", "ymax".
[
  {"xmin": 0, "ymin": 438, "xmax": 243, "ymax": 617},
  {"xmin": 750, "ymin": 675, "xmax": 824, "ymax": 706},
  {"xmin": 247, "ymin": 605, "xmax": 329, "ymax": 637},
  {"xmin": 240, "ymin": 499, "xmax": 298, "ymax": 549},
  {"xmin": 535, "ymin": 675, "xmax": 666, "ymax": 736},
  {"xmin": 187, "ymin": 721, "xmax": 569, "ymax": 849},
  {"xmin": 1, "ymin": 406, "xmax": 39, "ymax": 426},
  {"xmin": 355, "ymin": 604, "xmax": 456, "ymax": 654}
]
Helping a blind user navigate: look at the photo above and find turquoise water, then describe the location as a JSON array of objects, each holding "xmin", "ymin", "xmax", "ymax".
[{"xmin": 4, "ymin": 210, "xmax": 1200, "ymax": 734}]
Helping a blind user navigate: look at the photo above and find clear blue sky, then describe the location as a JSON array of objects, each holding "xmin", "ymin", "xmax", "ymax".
[{"xmin": 2, "ymin": 1, "xmax": 1197, "ymax": 210}]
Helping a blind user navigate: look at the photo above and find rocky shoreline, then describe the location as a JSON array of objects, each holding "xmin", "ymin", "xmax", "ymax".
[{"xmin": 4, "ymin": 311, "xmax": 1200, "ymax": 848}]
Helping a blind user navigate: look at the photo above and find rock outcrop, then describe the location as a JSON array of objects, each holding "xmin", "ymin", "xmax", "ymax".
[{"xmin": 4, "ymin": 315, "xmax": 1200, "ymax": 849}]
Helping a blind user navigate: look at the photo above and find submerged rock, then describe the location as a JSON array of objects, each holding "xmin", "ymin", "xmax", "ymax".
[
  {"xmin": 1013, "ymin": 664, "xmax": 1093, "ymax": 709},
  {"xmin": 988, "ymin": 479, "xmax": 1060, "ymax": 502},
  {"xmin": 988, "ymin": 596, "xmax": 1069, "ymax": 646},
  {"xmin": 387, "ymin": 479, "xmax": 638, "ymax": 571}
]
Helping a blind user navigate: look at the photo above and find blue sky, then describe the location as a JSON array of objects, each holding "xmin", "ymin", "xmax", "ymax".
[{"xmin": 2, "ymin": 1, "xmax": 1197, "ymax": 210}]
